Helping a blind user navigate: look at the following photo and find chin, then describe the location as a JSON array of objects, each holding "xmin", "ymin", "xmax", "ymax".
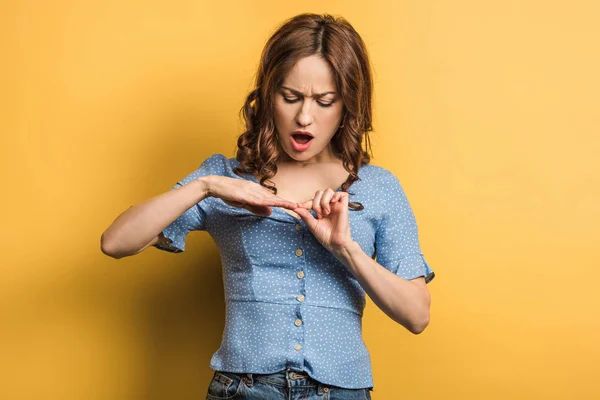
[{"xmin": 282, "ymin": 149, "xmax": 307, "ymax": 160}]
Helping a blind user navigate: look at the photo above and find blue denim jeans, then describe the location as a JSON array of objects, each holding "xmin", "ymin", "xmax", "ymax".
[{"xmin": 206, "ymin": 369, "xmax": 373, "ymax": 399}]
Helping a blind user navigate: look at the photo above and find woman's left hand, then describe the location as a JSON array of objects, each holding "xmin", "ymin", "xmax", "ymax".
[{"xmin": 293, "ymin": 188, "xmax": 353, "ymax": 253}]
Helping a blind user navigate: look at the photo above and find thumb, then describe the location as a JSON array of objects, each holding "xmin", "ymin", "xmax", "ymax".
[{"xmin": 294, "ymin": 206, "xmax": 318, "ymax": 229}]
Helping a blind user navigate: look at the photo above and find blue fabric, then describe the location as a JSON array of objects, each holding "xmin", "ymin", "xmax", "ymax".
[
  {"xmin": 155, "ymin": 153, "xmax": 435, "ymax": 390},
  {"xmin": 206, "ymin": 369, "xmax": 372, "ymax": 399}
]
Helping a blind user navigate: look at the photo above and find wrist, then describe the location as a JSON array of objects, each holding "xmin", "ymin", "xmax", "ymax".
[
  {"xmin": 194, "ymin": 176, "xmax": 213, "ymax": 199},
  {"xmin": 331, "ymin": 240, "xmax": 361, "ymax": 264}
]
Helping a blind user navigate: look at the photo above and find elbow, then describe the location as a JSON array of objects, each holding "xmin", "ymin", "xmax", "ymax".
[
  {"xmin": 408, "ymin": 312, "xmax": 430, "ymax": 335},
  {"xmin": 100, "ymin": 233, "xmax": 124, "ymax": 259},
  {"xmin": 407, "ymin": 285, "xmax": 431, "ymax": 334}
]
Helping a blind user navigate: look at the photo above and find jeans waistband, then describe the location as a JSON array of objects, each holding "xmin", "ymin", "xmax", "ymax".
[{"xmin": 244, "ymin": 368, "xmax": 329, "ymax": 393}]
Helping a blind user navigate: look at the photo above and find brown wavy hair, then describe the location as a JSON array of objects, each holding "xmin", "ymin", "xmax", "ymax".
[{"xmin": 232, "ymin": 13, "xmax": 374, "ymax": 211}]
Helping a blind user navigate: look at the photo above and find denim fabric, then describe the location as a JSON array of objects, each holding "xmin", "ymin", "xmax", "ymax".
[
  {"xmin": 206, "ymin": 369, "xmax": 372, "ymax": 400},
  {"xmin": 157, "ymin": 153, "xmax": 435, "ymax": 389}
]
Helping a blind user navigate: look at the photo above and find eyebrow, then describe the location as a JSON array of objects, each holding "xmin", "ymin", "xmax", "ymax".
[{"xmin": 280, "ymin": 85, "xmax": 337, "ymax": 98}]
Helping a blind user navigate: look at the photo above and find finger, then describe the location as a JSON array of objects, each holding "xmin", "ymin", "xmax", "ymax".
[
  {"xmin": 249, "ymin": 192, "xmax": 298, "ymax": 210},
  {"xmin": 271, "ymin": 195, "xmax": 299, "ymax": 208},
  {"xmin": 320, "ymin": 189, "xmax": 336, "ymax": 216},
  {"xmin": 294, "ymin": 206, "xmax": 317, "ymax": 226},
  {"xmin": 283, "ymin": 200, "xmax": 301, "ymax": 209},
  {"xmin": 270, "ymin": 200, "xmax": 299, "ymax": 210},
  {"xmin": 331, "ymin": 192, "xmax": 345, "ymax": 205},
  {"xmin": 298, "ymin": 199, "xmax": 313, "ymax": 209},
  {"xmin": 263, "ymin": 193, "xmax": 299, "ymax": 209},
  {"xmin": 339, "ymin": 191, "xmax": 349, "ymax": 208},
  {"xmin": 312, "ymin": 190, "xmax": 324, "ymax": 218}
]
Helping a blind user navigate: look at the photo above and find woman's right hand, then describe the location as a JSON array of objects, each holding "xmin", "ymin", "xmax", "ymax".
[{"xmin": 204, "ymin": 176, "xmax": 299, "ymax": 217}]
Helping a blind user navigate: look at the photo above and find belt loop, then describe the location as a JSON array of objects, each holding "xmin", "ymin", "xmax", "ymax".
[{"xmin": 245, "ymin": 373, "xmax": 254, "ymax": 387}]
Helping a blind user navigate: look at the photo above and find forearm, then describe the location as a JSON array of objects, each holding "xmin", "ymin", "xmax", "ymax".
[
  {"xmin": 101, "ymin": 176, "xmax": 211, "ymax": 258},
  {"xmin": 331, "ymin": 241, "xmax": 431, "ymax": 334}
]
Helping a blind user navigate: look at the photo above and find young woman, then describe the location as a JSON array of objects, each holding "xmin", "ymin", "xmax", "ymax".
[{"xmin": 101, "ymin": 13, "xmax": 435, "ymax": 400}]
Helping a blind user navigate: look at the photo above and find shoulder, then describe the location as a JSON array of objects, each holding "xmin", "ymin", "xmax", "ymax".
[
  {"xmin": 172, "ymin": 154, "xmax": 228, "ymax": 186},
  {"xmin": 187, "ymin": 153, "xmax": 230, "ymax": 177},
  {"xmin": 194, "ymin": 153, "xmax": 254, "ymax": 182},
  {"xmin": 199, "ymin": 153, "xmax": 228, "ymax": 169},
  {"xmin": 359, "ymin": 164, "xmax": 410, "ymax": 212},
  {"xmin": 360, "ymin": 163, "xmax": 402, "ymax": 188}
]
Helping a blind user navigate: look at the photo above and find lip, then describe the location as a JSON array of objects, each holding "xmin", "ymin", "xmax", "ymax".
[
  {"xmin": 290, "ymin": 131, "xmax": 314, "ymax": 151},
  {"xmin": 291, "ymin": 131, "xmax": 314, "ymax": 137}
]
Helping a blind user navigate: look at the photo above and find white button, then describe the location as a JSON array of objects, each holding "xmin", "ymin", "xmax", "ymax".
[
  {"xmin": 294, "ymin": 344, "xmax": 302, "ymax": 351},
  {"xmin": 295, "ymin": 319, "xmax": 302, "ymax": 326},
  {"xmin": 297, "ymin": 294, "xmax": 305, "ymax": 302},
  {"xmin": 295, "ymin": 248, "xmax": 303, "ymax": 256},
  {"xmin": 297, "ymin": 271, "xmax": 305, "ymax": 279}
]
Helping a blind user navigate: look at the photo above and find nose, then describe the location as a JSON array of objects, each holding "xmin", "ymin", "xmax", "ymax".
[{"xmin": 295, "ymin": 100, "xmax": 314, "ymax": 127}]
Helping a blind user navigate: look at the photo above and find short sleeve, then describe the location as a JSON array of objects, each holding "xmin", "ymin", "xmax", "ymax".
[
  {"xmin": 374, "ymin": 170, "xmax": 435, "ymax": 283},
  {"xmin": 153, "ymin": 153, "xmax": 224, "ymax": 253}
]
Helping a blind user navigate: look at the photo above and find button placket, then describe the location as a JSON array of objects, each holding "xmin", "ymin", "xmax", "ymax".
[
  {"xmin": 294, "ymin": 242, "xmax": 306, "ymax": 304},
  {"xmin": 291, "ymin": 223, "xmax": 307, "ymax": 365},
  {"xmin": 289, "ymin": 306, "xmax": 305, "ymax": 367}
]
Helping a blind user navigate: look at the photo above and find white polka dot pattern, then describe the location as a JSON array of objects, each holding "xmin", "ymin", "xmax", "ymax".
[{"xmin": 154, "ymin": 153, "xmax": 435, "ymax": 389}]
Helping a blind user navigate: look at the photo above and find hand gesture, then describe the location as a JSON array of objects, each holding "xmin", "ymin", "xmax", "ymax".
[
  {"xmin": 293, "ymin": 188, "xmax": 353, "ymax": 253},
  {"xmin": 205, "ymin": 176, "xmax": 298, "ymax": 217}
]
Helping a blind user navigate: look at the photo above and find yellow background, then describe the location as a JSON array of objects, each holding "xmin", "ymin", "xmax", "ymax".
[{"xmin": 2, "ymin": 1, "xmax": 599, "ymax": 399}]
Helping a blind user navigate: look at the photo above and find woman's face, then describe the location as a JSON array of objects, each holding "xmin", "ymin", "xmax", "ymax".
[{"xmin": 274, "ymin": 55, "xmax": 344, "ymax": 164}]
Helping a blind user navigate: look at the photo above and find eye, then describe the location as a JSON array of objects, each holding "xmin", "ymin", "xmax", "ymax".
[
  {"xmin": 282, "ymin": 97, "xmax": 334, "ymax": 108},
  {"xmin": 318, "ymin": 102, "xmax": 334, "ymax": 108}
]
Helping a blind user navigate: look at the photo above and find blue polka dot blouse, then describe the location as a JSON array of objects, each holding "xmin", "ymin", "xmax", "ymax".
[{"xmin": 154, "ymin": 153, "xmax": 435, "ymax": 390}]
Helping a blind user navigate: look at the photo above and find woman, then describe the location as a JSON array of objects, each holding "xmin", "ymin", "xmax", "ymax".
[{"xmin": 101, "ymin": 13, "xmax": 435, "ymax": 400}]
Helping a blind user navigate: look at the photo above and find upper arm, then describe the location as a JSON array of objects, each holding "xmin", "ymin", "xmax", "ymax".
[
  {"xmin": 134, "ymin": 231, "xmax": 183, "ymax": 255},
  {"xmin": 153, "ymin": 153, "xmax": 225, "ymax": 253},
  {"xmin": 374, "ymin": 170, "xmax": 435, "ymax": 283},
  {"xmin": 409, "ymin": 276, "xmax": 431, "ymax": 302},
  {"xmin": 133, "ymin": 233, "xmax": 162, "ymax": 255}
]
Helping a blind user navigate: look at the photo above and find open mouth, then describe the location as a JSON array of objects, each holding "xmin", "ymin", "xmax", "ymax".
[{"xmin": 291, "ymin": 134, "xmax": 313, "ymax": 144}]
